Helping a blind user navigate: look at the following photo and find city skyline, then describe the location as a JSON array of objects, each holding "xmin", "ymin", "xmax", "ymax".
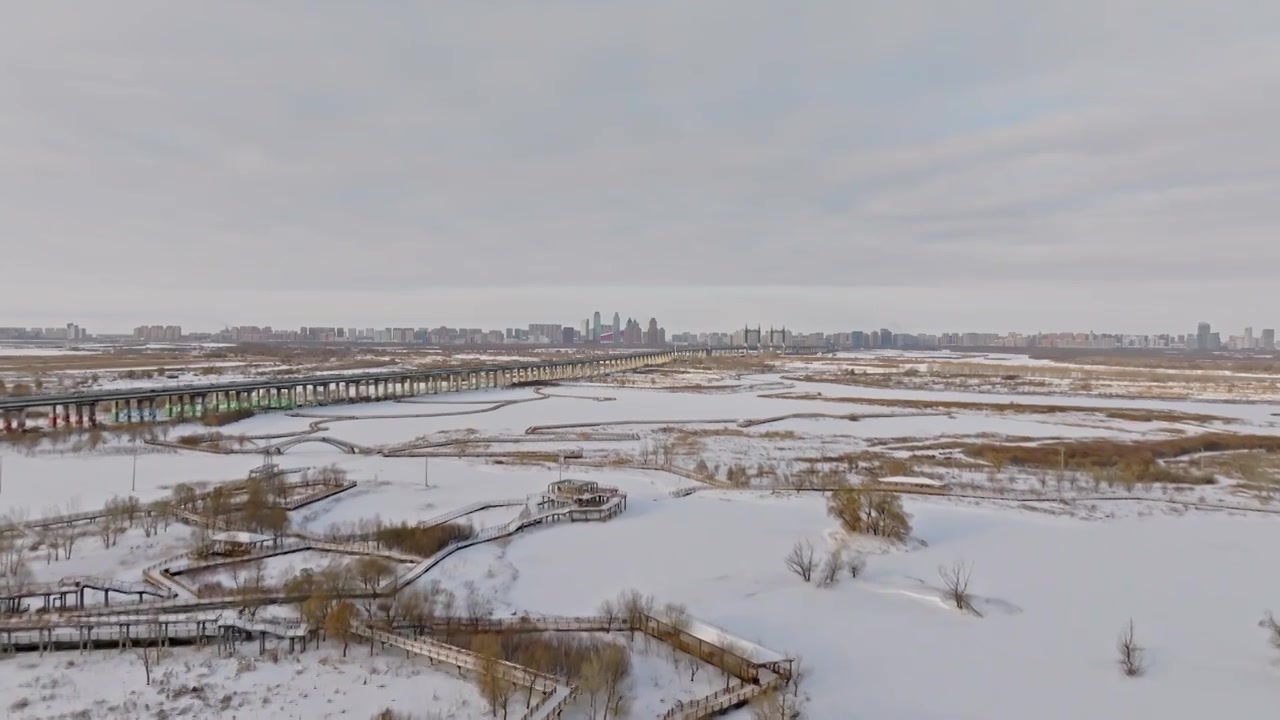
[
  {"xmin": 5, "ymin": 317, "xmax": 1277, "ymax": 352},
  {"xmin": 6, "ymin": 285, "xmax": 1280, "ymax": 339}
]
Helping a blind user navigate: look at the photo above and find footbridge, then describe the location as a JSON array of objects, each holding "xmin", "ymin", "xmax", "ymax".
[{"xmin": 0, "ymin": 347, "xmax": 747, "ymax": 431}]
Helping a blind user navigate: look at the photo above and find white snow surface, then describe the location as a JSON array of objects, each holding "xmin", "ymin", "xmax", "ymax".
[
  {"xmin": 3, "ymin": 370, "xmax": 1280, "ymax": 718},
  {"xmin": 877, "ymin": 475, "xmax": 946, "ymax": 487}
]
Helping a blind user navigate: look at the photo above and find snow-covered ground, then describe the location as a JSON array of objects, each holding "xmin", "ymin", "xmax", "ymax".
[
  {"xmin": 435, "ymin": 491, "xmax": 1280, "ymax": 720},
  {"xmin": 0, "ymin": 645, "xmax": 489, "ymax": 719},
  {"xmin": 3, "ymin": 363, "xmax": 1280, "ymax": 718}
]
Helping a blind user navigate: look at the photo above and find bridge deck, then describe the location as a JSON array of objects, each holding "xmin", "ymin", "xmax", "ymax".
[{"xmin": 0, "ymin": 347, "xmax": 738, "ymax": 412}]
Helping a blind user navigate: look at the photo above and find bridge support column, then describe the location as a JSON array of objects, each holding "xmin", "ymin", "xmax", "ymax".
[{"xmin": 48, "ymin": 405, "xmax": 59, "ymax": 429}]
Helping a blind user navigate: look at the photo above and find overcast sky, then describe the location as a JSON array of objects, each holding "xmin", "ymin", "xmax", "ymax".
[{"xmin": 3, "ymin": 2, "xmax": 1278, "ymax": 335}]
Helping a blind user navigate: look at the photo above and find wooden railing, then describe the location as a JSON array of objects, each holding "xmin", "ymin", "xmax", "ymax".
[{"xmin": 353, "ymin": 625, "xmax": 577, "ymax": 719}]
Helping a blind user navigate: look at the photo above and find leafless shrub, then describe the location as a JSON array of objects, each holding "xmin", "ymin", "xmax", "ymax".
[
  {"xmin": 939, "ymin": 561, "xmax": 979, "ymax": 615},
  {"xmin": 816, "ymin": 548, "xmax": 842, "ymax": 588},
  {"xmin": 751, "ymin": 689, "xmax": 806, "ymax": 720},
  {"xmin": 580, "ymin": 641, "xmax": 632, "ymax": 719},
  {"xmin": 1118, "ymin": 619, "xmax": 1146, "ymax": 677},
  {"xmin": 846, "ymin": 552, "xmax": 866, "ymax": 579},
  {"xmin": 826, "ymin": 489, "xmax": 912, "ymax": 540},
  {"xmin": 472, "ymin": 633, "xmax": 517, "ymax": 719},
  {"xmin": 661, "ymin": 602, "xmax": 691, "ymax": 667},
  {"xmin": 375, "ymin": 520, "xmax": 473, "ymax": 557},
  {"xmin": 615, "ymin": 588, "xmax": 654, "ymax": 640},
  {"xmin": 785, "ymin": 654, "xmax": 806, "ymax": 696},
  {"xmin": 785, "ymin": 540, "xmax": 816, "ymax": 582},
  {"xmin": 462, "ymin": 581, "xmax": 495, "ymax": 626}
]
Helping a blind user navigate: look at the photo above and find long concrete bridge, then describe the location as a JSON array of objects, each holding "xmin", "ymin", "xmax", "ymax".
[{"xmin": 0, "ymin": 346, "xmax": 748, "ymax": 431}]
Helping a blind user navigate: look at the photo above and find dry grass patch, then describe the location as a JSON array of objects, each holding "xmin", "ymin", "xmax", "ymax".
[
  {"xmin": 200, "ymin": 408, "xmax": 256, "ymax": 426},
  {"xmin": 656, "ymin": 426, "xmax": 798, "ymax": 441},
  {"xmin": 764, "ymin": 391, "xmax": 1227, "ymax": 424},
  {"xmin": 959, "ymin": 433, "xmax": 1280, "ymax": 482}
]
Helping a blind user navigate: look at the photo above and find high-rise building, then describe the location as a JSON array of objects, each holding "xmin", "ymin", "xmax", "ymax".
[
  {"xmin": 527, "ymin": 324, "xmax": 563, "ymax": 343},
  {"xmin": 592, "ymin": 312, "xmax": 602, "ymax": 342},
  {"xmin": 1195, "ymin": 322, "xmax": 1211, "ymax": 350},
  {"xmin": 645, "ymin": 318, "xmax": 659, "ymax": 346},
  {"xmin": 1263, "ymin": 329, "xmax": 1276, "ymax": 351},
  {"xmin": 612, "ymin": 312, "xmax": 622, "ymax": 344},
  {"xmin": 624, "ymin": 318, "xmax": 643, "ymax": 345}
]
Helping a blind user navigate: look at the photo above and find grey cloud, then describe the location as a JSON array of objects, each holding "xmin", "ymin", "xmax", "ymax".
[{"xmin": 1, "ymin": 1, "xmax": 1278, "ymax": 330}]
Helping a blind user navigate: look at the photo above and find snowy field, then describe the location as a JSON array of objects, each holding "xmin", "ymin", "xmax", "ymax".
[
  {"xmin": 441, "ymin": 491, "xmax": 1280, "ymax": 719},
  {"xmin": 2, "ymin": 360, "xmax": 1280, "ymax": 718},
  {"xmin": 0, "ymin": 645, "xmax": 490, "ymax": 719}
]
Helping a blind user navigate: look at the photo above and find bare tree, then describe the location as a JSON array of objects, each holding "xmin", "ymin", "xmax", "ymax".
[
  {"xmin": 661, "ymin": 602, "xmax": 691, "ymax": 667},
  {"xmin": 140, "ymin": 505, "xmax": 161, "ymax": 538},
  {"xmin": 817, "ymin": 548, "xmax": 843, "ymax": 588},
  {"xmin": 138, "ymin": 642, "xmax": 153, "ymax": 685},
  {"xmin": 784, "ymin": 540, "xmax": 816, "ymax": 582},
  {"xmin": 231, "ymin": 561, "xmax": 269, "ymax": 618},
  {"xmin": 0, "ymin": 556, "xmax": 32, "ymax": 599},
  {"xmin": 472, "ymin": 633, "xmax": 515, "ymax": 719},
  {"xmin": 785, "ymin": 653, "xmax": 806, "ymax": 697},
  {"xmin": 1118, "ymin": 619, "xmax": 1146, "ymax": 677},
  {"xmin": 351, "ymin": 556, "xmax": 394, "ymax": 619},
  {"xmin": 598, "ymin": 642, "xmax": 632, "ymax": 720},
  {"xmin": 325, "ymin": 600, "xmax": 355, "ymax": 657},
  {"xmin": 597, "ymin": 598, "xmax": 620, "ymax": 632},
  {"xmin": 463, "ymin": 581, "xmax": 496, "ymax": 626},
  {"xmin": 136, "ymin": 626, "xmax": 162, "ymax": 686},
  {"xmin": 40, "ymin": 518, "xmax": 60, "ymax": 565},
  {"xmin": 939, "ymin": 561, "xmax": 978, "ymax": 615},
  {"xmin": 616, "ymin": 588, "xmax": 654, "ymax": 640},
  {"xmin": 580, "ymin": 642, "xmax": 632, "ymax": 720},
  {"xmin": 684, "ymin": 651, "xmax": 703, "ymax": 683},
  {"xmin": 1, "ymin": 508, "xmax": 32, "ymax": 576},
  {"xmin": 59, "ymin": 527, "xmax": 79, "ymax": 561},
  {"xmin": 152, "ymin": 499, "xmax": 173, "ymax": 532},
  {"xmin": 98, "ymin": 512, "xmax": 115, "ymax": 550},
  {"xmin": 1262, "ymin": 612, "xmax": 1280, "ymax": 649}
]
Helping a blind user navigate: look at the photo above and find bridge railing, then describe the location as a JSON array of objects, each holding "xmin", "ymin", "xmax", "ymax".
[{"xmin": 0, "ymin": 348, "xmax": 746, "ymax": 410}]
